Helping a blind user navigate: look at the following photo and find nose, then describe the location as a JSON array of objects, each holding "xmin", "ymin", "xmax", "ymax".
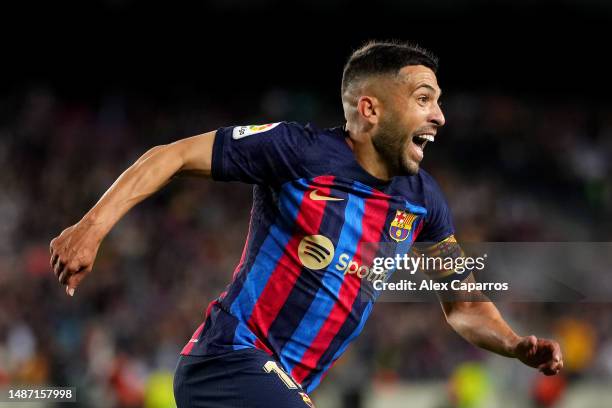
[{"xmin": 430, "ymin": 103, "xmax": 446, "ymax": 127}]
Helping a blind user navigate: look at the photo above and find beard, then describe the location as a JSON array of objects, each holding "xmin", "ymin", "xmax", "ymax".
[{"xmin": 371, "ymin": 114, "xmax": 420, "ymax": 176}]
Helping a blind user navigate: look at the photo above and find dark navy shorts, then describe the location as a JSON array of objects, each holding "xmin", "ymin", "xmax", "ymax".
[{"xmin": 173, "ymin": 348, "xmax": 316, "ymax": 408}]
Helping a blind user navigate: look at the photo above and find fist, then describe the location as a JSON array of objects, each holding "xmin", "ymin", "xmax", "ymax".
[
  {"xmin": 514, "ymin": 335, "xmax": 564, "ymax": 376},
  {"xmin": 49, "ymin": 221, "xmax": 102, "ymax": 296}
]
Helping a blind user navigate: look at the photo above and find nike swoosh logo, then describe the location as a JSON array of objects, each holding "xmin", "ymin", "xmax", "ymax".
[{"xmin": 309, "ymin": 189, "xmax": 344, "ymax": 201}]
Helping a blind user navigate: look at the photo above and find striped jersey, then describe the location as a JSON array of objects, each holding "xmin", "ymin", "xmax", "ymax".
[{"xmin": 181, "ymin": 122, "xmax": 457, "ymax": 393}]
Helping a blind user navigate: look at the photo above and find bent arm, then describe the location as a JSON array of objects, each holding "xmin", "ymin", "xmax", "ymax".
[
  {"xmin": 415, "ymin": 239, "xmax": 520, "ymax": 357},
  {"xmin": 50, "ymin": 131, "xmax": 216, "ymax": 294},
  {"xmin": 82, "ymin": 130, "xmax": 216, "ymax": 241},
  {"xmin": 440, "ymin": 274, "xmax": 563, "ymax": 375}
]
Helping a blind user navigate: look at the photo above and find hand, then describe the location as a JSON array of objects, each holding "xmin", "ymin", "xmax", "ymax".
[
  {"xmin": 49, "ymin": 220, "xmax": 103, "ymax": 296},
  {"xmin": 513, "ymin": 335, "xmax": 564, "ymax": 376}
]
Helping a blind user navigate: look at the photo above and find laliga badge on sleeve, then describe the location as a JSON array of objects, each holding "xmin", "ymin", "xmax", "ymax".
[{"xmin": 232, "ymin": 122, "xmax": 281, "ymax": 139}]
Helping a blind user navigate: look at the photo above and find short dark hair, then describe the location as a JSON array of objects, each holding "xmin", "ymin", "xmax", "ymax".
[{"xmin": 341, "ymin": 40, "xmax": 439, "ymax": 95}]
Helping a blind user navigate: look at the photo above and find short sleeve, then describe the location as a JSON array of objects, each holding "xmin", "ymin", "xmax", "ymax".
[
  {"xmin": 211, "ymin": 121, "xmax": 310, "ymax": 185},
  {"xmin": 411, "ymin": 173, "xmax": 470, "ymax": 282},
  {"xmin": 415, "ymin": 172, "xmax": 455, "ymax": 244}
]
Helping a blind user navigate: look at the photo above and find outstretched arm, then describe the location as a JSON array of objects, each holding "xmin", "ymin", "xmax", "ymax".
[
  {"xmin": 49, "ymin": 131, "xmax": 216, "ymax": 296},
  {"xmin": 441, "ymin": 274, "xmax": 564, "ymax": 376}
]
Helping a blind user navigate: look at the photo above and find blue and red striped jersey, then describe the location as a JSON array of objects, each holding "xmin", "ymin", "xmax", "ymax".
[{"xmin": 181, "ymin": 122, "xmax": 457, "ymax": 392}]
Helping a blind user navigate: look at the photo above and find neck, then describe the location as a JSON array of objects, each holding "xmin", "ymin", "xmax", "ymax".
[{"xmin": 346, "ymin": 131, "xmax": 394, "ymax": 181}]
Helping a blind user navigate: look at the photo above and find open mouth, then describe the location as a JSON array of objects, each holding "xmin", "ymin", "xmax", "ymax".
[{"xmin": 411, "ymin": 133, "xmax": 435, "ymax": 150}]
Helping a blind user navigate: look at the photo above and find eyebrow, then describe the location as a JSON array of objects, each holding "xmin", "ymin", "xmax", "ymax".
[{"xmin": 415, "ymin": 84, "xmax": 442, "ymax": 96}]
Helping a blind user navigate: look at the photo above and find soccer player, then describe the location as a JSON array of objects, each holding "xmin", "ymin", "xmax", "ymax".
[{"xmin": 50, "ymin": 41, "xmax": 563, "ymax": 407}]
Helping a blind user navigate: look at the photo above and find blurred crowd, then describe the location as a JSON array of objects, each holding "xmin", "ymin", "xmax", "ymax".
[{"xmin": 1, "ymin": 86, "xmax": 611, "ymax": 407}]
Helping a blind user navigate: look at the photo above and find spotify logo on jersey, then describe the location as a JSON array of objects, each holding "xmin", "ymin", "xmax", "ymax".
[{"xmin": 298, "ymin": 235, "xmax": 335, "ymax": 270}]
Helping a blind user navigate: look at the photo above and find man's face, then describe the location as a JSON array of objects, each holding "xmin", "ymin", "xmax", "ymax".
[{"xmin": 371, "ymin": 65, "xmax": 445, "ymax": 176}]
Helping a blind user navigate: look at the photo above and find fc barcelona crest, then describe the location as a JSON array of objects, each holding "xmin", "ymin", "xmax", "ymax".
[{"xmin": 389, "ymin": 210, "xmax": 418, "ymax": 242}]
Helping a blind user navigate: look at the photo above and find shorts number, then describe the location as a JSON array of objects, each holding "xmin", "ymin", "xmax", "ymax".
[{"xmin": 263, "ymin": 361, "xmax": 298, "ymax": 389}]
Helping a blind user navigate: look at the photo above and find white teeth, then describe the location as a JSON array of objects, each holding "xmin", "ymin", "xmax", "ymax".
[{"xmin": 421, "ymin": 134, "xmax": 435, "ymax": 142}]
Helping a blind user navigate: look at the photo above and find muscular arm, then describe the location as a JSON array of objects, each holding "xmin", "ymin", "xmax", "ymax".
[
  {"xmin": 441, "ymin": 274, "xmax": 519, "ymax": 357},
  {"xmin": 83, "ymin": 131, "xmax": 216, "ymax": 238},
  {"xmin": 441, "ymin": 274, "xmax": 563, "ymax": 375},
  {"xmin": 50, "ymin": 131, "xmax": 216, "ymax": 295}
]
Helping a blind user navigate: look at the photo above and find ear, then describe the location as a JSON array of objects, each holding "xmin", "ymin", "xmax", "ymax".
[{"xmin": 357, "ymin": 95, "xmax": 381, "ymax": 125}]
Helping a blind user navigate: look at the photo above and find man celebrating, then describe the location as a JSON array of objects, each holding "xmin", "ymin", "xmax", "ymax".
[{"xmin": 50, "ymin": 41, "xmax": 563, "ymax": 407}]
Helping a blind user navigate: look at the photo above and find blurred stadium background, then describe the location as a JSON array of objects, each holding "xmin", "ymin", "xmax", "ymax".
[{"xmin": 1, "ymin": 1, "xmax": 612, "ymax": 407}]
